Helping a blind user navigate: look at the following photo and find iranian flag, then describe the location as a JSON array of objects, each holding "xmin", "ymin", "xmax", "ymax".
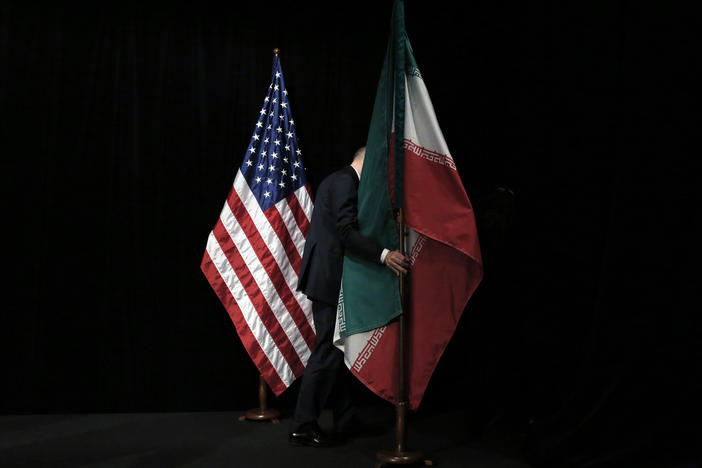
[{"xmin": 333, "ymin": 0, "xmax": 483, "ymax": 410}]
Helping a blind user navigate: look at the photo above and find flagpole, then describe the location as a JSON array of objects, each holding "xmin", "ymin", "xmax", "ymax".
[
  {"xmin": 237, "ymin": 47, "xmax": 286, "ymax": 426},
  {"xmin": 238, "ymin": 374, "xmax": 280, "ymax": 423},
  {"xmin": 376, "ymin": 209, "xmax": 431, "ymax": 467}
]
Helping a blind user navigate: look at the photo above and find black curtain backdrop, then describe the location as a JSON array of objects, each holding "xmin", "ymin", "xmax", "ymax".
[{"xmin": 1, "ymin": 2, "xmax": 697, "ymax": 466}]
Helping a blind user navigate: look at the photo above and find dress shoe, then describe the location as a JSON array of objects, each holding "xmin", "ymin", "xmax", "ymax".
[{"xmin": 288, "ymin": 422, "xmax": 336, "ymax": 447}]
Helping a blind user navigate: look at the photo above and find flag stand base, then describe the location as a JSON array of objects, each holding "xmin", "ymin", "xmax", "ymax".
[
  {"xmin": 237, "ymin": 374, "xmax": 280, "ymax": 424},
  {"xmin": 374, "ymin": 394, "xmax": 432, "ymax": 466},
  {"xmin": 238, "ymin": 408, "xmax": 280, "ymax": 423},
  {"xmin": 375, "ymin": 449, "xmax": 431, "ymax": 467}
]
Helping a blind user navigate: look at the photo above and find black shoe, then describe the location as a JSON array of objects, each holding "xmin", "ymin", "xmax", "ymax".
[{"xmin": 288, "ymin": 422, "xmax": 336, "ymax": 447}]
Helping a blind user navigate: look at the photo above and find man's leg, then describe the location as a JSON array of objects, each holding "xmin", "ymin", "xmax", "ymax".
[
  {"xmin": 331, "ymin": 361, "xmax": 359, "ymax": 432},
  {"xmin": 290, "ymin": 300, "xmax": 344, "ymax": 431}
]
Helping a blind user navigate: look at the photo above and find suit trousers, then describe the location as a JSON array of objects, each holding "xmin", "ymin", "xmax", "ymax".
[{"xmin": 290, "ymin": 300, "xmax": 356, "ymax": 432}]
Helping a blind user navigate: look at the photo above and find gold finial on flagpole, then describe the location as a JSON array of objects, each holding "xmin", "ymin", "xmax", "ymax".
[{"xmin": 273, "ymin": 48, "xmax": 280, "ymax": 56}]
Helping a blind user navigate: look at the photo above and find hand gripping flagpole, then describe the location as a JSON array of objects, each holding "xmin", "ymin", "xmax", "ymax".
[
  {"xmin": 235, "ymin": 47, "xmax": 284, "ymax": 426},
  {"xmin": 376, "ymin": 209, "xmax": 432, "ymax": 467}
]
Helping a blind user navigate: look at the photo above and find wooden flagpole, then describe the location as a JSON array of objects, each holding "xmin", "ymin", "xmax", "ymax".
[
  {"xmin": 238, "ymin": 374, "xmax": 280, "ymax": 423},
  {"xmin": 376, "ymin": 209, "xmax": 431, "ymax": 467},
  {"xmin": 239, "ymin": 48, "xmax": 284, "ymax": 426}
]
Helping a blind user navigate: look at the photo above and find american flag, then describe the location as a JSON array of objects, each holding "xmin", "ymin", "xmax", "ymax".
[{"xmin": 200, "ymin": 54, "xmax": 315, "ymax": 395}]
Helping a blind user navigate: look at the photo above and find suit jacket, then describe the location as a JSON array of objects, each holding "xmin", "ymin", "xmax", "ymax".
[{"xmin": 297, "ymin": 165, "xmax": 384, "ymax": 306}]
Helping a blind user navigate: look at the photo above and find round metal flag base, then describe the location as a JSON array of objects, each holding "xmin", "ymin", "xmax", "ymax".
[
  {"xmin": 375, "ymin": 449, "xmax": 432, "ymax": 467},
  {"xmin": 238, "ymin": 408, "xmax": 280, "ymax": 424}
]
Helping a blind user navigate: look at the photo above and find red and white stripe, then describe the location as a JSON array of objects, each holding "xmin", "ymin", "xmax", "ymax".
[{"xmin": 201, "ymin": 171, "xmax": 315, "ymax": 395}]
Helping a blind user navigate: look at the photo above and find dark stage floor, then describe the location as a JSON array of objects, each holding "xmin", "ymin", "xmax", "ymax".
[{"xmin": 0, "ymin": 409, "xmax": 531, "ymax": 468}]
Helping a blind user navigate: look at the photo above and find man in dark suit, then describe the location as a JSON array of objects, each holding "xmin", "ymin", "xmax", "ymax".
[{"xmin": 289, "ymin": 147, "xmax": 409, "ymax": 447}]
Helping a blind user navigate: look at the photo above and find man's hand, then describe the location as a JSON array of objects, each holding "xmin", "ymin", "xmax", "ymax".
[{"xmin": 384, "ymin": 250, "xmax": 410, "ymax": 276}]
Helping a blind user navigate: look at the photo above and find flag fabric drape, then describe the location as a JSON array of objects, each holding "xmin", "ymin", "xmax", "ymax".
[
  {"xmin": 201, "ymin": 55, "xmax": 315, "ymax": 396},
  {"xmin": 334, "ymin": 0, "xmax": 483, "ymax": 410}
]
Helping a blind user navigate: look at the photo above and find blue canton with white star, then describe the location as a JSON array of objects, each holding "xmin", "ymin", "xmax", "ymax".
[{"xmin": 240, "ymin": 56, "xmax": 307, "ymax": 212}]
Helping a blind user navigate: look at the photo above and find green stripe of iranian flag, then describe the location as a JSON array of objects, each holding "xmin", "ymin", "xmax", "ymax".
[{"xmin": 337, "ymin": 0, "xmax": 407, "ymax": 337}]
